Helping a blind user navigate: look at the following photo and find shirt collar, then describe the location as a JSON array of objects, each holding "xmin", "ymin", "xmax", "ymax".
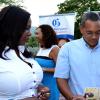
[
  {"xmin": 18, "ymin": 45, "xmax": 25, "ymax": 53},
  {"xmin": 81, "ymin": 37, "xmax": 100, "ymax": 49}
]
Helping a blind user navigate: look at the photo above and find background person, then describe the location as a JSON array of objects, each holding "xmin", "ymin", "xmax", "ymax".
[
  {"xmin": 57, "ymin": 38, "xmax": 70, "ymax": 48},
  {"xmin": 35, "ymin": 24, "xmax": 60, "ymax": 100}
]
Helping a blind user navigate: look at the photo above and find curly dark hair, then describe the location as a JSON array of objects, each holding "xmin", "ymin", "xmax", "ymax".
[{"xmin": 38, "ymin": 24, "xmax": 58, "ymax": 48}]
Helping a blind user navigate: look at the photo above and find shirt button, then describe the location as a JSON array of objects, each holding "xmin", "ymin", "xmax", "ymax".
[
  {"xmin": 33, "ymin": 72, "xmax": 35, "ymax": 74},
  {"xmin": 34, "ymin": 80, "xmax": 36, "ymax": 83},
  {"xmin": 32, "ymin": 94, "xmax": 35, "ymax": 97}
]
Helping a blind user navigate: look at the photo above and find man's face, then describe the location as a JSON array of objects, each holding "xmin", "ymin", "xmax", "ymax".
[{"xmin": 80, "ymin": 20, "xmax": 100, "ymax": 48}]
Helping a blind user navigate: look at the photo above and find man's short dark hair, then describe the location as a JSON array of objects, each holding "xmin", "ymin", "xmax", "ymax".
[{"xmin": 80, "ymin": 12, "xmax": 100, "ymax": 27}]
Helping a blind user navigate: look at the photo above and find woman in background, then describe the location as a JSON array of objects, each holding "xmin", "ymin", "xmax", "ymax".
[{"xmin": 35, "ymin": 24, "xmax": 60, "ymax": 100}]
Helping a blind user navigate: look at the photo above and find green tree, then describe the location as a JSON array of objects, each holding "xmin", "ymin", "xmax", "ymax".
[
  {"xmin": 0, "ymin": 0, "xmax": 23, "ymax": 6},
  {"xmin": 27, "ymin": 37, "xmax": 39, "ymax": 48},
  {"xmin": 57, "ymin": 0, "xmax": 100, "ymax": 39},
  {"xmin": 26, "ymin": 36, "xmax": 39, "ymax": 55}
]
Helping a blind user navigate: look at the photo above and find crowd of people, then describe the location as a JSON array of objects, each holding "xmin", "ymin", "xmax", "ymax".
[{"xmin": 0, "ymin": 5, "xmax": 100, "ymax": 100}]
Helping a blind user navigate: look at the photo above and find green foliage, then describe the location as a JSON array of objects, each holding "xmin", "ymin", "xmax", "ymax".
[
  {"xmin": 26, "ymin": 36, "xmax": 39, "ymax": 55},
  {"xmin": 27, "ymin": 36, "xmax": 39, "ymax": 48},
  {"xmin": 0, "ymin": 0, "xmax": 23, "ymax": 6},
  {"xmin": 57, "ymin": 0, "xmax": 100, "ymax": 39},
  {"xmin": 0, "ymin": 0, "xmax": 14, "ymax": 4}
]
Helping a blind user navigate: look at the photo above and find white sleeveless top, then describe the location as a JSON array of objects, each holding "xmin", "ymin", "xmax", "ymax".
[{"xmin": 37, "ymin": 45, "xmax": 58, "ymax": 57}]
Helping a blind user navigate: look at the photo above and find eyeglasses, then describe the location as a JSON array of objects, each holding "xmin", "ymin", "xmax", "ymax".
[{"xmin": 85, "ymin": 30, "xmax": 100, "ymax": 37}]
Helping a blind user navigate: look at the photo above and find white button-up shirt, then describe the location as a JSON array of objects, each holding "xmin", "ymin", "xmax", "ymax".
[{"xmin": 0, "ymin": 46, "xmax": 43, "ymax": 100}]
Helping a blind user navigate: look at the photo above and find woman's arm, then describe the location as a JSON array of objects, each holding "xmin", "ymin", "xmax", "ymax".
[
  {"xmin": 42, "ymin": 46, "xmax": 59, "ymax": 73},
  {"xmin": 49, "ymin": 46, "xmax": 59, "ymax": 62},
  {"xmin": 42, "ymin": 67, "xmax": 55, "ymax": 73}
]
